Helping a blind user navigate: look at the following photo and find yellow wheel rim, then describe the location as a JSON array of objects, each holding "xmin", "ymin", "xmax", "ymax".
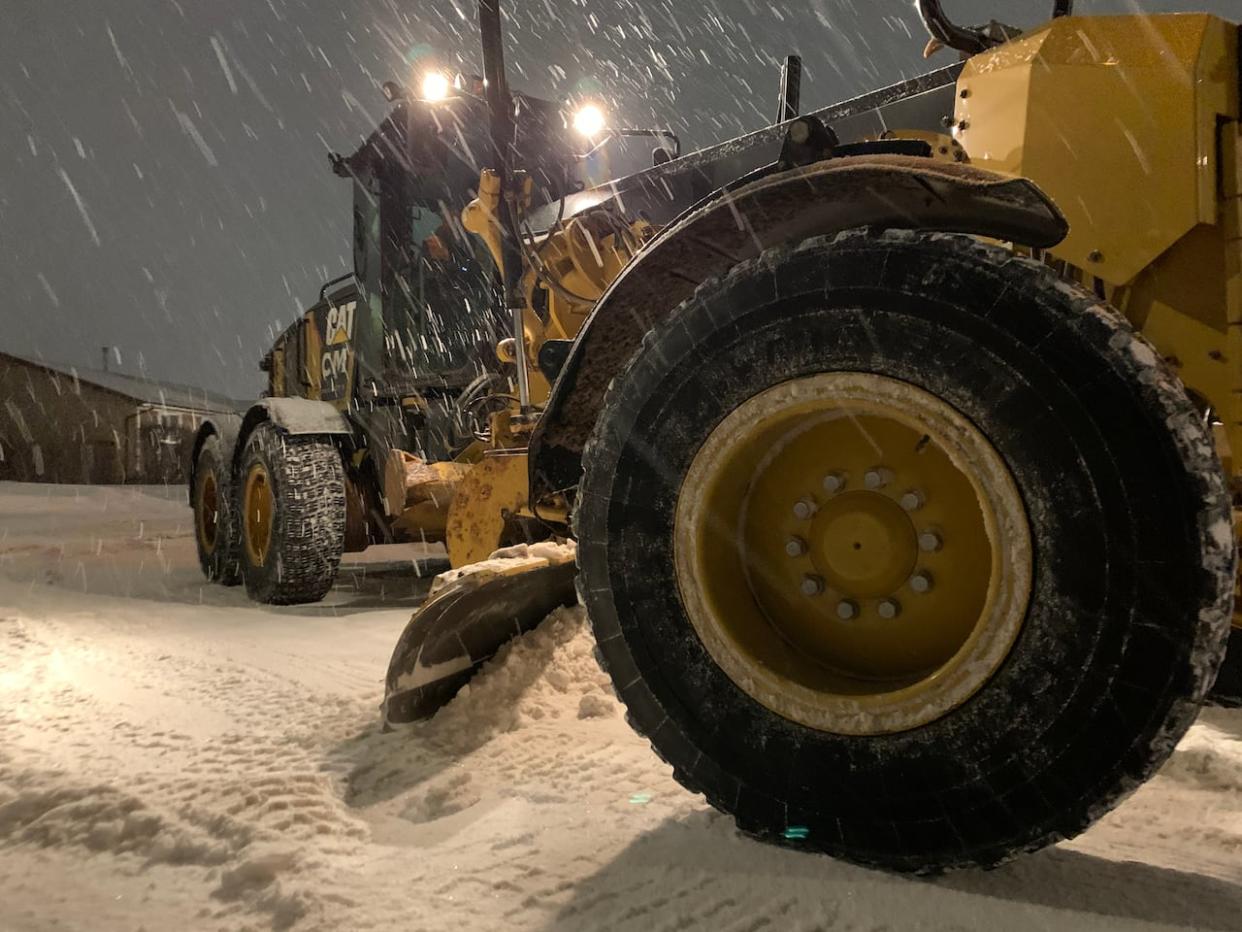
[
  {"xmin": 196, "ymin": 471, "xmax": 219, "ymax": 555},
  {"xmin": 243, "ymin": 464, "xmax": 274, "ymax": 567},
  {"xmin": 674, "ymin": 372, "xmax": 1032, "ymax": 735}
]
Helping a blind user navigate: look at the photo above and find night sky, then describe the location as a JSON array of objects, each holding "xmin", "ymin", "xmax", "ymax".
[{"xmin": 1, "ymin": 0, "xmax": 1234, "ymax": 396}]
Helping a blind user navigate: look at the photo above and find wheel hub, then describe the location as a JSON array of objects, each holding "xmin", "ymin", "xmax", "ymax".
[
  {"xmin": 674, "ymin": 372, "xmax": 1032, "ymax": 736},
  {"xmin": 809, "ymin": 492, "xmax": 916, "ymax": 597},
  {"xmin": 243, "ymin": 464, "xmax": 274, "ymax": 567}
]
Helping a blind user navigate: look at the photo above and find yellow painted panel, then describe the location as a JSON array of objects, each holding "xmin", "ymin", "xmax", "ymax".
[
  {"xmin": 958, "ymin": 14, "xmax": 1237, "ymax": 285},
  {"xmin": 270, "ymin": 348, "xmax": 285, "ymax": 398},
  {"xmin": 445, "ymin": 452, "xmax": 529, "ymax": 568},
  {"xmin": 303, "ymin": 312, "xmax": 320, "ymax": 400}
]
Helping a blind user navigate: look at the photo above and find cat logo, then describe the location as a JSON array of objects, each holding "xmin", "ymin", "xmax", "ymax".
[
  {"xmin": 325, "ymin": 301, "xmax": 356, "ymax": 346},
  {"xmin": 322, "ymin": 346, "xmax": 349, "ymax": 382},
  {"xmin": 318, "ymin": 300, "xmax": 356, "ymax": 403}
]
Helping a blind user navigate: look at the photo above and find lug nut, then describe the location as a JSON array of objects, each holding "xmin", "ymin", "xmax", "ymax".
[
  {"xmin": 800, "ymin": 574, "xmax": 825, "ymax": 597},
  {"xmin": 863, "ymin": 468, "xmax": 892, "ymax": 490},
  {"xmin": 877, "ymin": 599, "xmax": 901, "ymax": 619},
  {"xmin": 792, "ymin": 498, "xmax": 817, "ymax": 520},
  {"xmin": 918, "ymin": 530, "xmax": 943, "ymax": 552},
  {"xmin": 822, "ymin": 472, "xmax": 846, "ymax": 494},
  {"xmin": 785, "ymin": 536, "xmax": 808, "ymax": 557},
  {"xmin": 909, "ymin": 571, "xmax": 933, "ymax": 594},
  {"xmin": 899, "ymin": 490, "xmax": 924, "ymax": 511},
  {"xmin": 836, "ymin": 599, "xmax": 858, "ymax": 620}
]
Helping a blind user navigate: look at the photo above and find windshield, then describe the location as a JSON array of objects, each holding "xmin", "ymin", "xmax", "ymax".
[{"xmin": 384, "ymin": 203, "xmax": 497, "ymax": 384}]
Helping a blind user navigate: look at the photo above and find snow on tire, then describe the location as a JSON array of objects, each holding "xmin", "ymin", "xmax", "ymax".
[
  {"xmin": 238, "ymin": 423, "xmax": 346, "ymax": 605},
  {"xmin": 575, "ymin": 229, "xmax": 1235, "ymax": 872}
]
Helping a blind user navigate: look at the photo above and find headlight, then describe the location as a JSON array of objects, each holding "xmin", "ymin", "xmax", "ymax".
[
  {"xmin": 572, "ymin": 104, "xmax": 607, "ymax": 138},
  {"xmin": 421, "ymin": 71, "xmax": 451, "ymax": 102}
]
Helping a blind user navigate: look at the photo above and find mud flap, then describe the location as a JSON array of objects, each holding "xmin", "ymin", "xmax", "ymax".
[{"xmin": 382, "ymin": 560, "xmax": 579, "ymax": 725}]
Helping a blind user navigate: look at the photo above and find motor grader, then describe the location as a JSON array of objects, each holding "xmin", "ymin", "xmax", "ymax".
[
  {"xmin": 186, "ymin": 70, "xmax": 588, "ymax": 602},
  {"xmin": 196, "ymin": 0, "xmax": 1242, "ymax": 872}
]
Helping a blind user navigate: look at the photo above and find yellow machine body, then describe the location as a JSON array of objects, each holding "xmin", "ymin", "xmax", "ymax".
[
  {"xmin": 517, "ymin": 213, "xmax": 652, "ymax": 400},
  {"xmin": 383, "ymin": 5, "xmax": 1242, "ymax": 854},
  {"xmin": 443, "ymin": 169, "xmax": 650, "ymax": 565},
  {"xmin": 442, "ymin": 13, "xmax": 1242, "ymax": 579},
  {"xmin": 955, "ymin": 12, "xmax": 1242, "ymax": 628},
  {"xmin": 262, "ymin": 299, "xmax": 359, "ymax": 412},
  {"xmin": 956, "ymin": 13, "xmax": 1241, "ymax": 456},
  {"xmin": 462, "ymin": 167, "xmax": 650, "ymax": 407},
  {"xmin": 444, "ymin": 451, "xmax": 531, "ymax": 567}
]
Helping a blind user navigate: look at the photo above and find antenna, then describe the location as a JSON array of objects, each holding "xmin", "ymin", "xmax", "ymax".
[
  {"xmin": 476, "ymin": 0, "xmax": 532, "ymax": 410},
  {"xmin": 478, "ymin": 0, "xmax": 513, "ymax": 179}
]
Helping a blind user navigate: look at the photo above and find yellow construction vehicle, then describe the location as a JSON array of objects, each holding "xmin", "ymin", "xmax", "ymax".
[
  {"xmin": 187, "ymin": 33, "xmax": 671, "ymax": 607},
  {"xmin": 202, "ymin": 0, "xmax": 1242, "ymax": 871},
  {"xmin": 186, "ymin": 65, "xmax": 594, "ymax": 603}
]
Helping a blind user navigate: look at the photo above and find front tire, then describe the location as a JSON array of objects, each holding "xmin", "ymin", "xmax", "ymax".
[
  {"xmin": 576, "ymin": 230, "xmax": 1234, "ymax": 872},
  {"xmin": 239, "ymin": 423, "xmax": 346, "ymax": 605}
]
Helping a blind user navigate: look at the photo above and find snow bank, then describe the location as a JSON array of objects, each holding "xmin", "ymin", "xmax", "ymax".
[
  {"xmin": 426, "ymin": 540, "xmax": 577, "ymax": 597},
  {"xmin": 429, "ymin": 604, "xmax": 615, "ymax": 745},
  {"xmin": 1158, "ymin": 716, "xmax": 1242, "ymax": 793},
  {"xmin": 0, "ymin": 779, "xmax": 232, "ymax": 865}
]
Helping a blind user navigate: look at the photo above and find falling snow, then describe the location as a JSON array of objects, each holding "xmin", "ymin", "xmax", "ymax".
[
  {"xmin": 2, "ymin": 0, "xmax": 1235, "ymax": 394},
  {"xmin": 55, "ymin": 166, "xmax": 101, "ymax": 247},
  {"xmin": 2, "ymin": 1, "xmax": 1242, "ymax": 929}
]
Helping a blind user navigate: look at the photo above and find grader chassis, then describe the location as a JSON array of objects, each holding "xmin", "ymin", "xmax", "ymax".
[{"xmin": 193, "ymin": 0, "xmax": 1242, "ymax": 871}]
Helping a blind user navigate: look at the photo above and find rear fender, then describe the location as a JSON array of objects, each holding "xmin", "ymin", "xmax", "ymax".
[
  {"xmin": 529, "ymin": 154, "xmax": 1069, "ymax": 499},
  {"xmin": 232, "ymin": 397, "xmax": 354, "ymax": 475}
]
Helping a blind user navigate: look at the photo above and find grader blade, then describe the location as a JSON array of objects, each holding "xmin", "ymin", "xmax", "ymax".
[{"xmin": 382, "ymin": 559, "xmax": 578, "ymax": 725}]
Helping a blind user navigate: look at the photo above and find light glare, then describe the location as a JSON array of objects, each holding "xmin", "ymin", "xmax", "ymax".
[
  {"xmin": 421, "ymin": 71, "xmax": 451, "ymax": 101},
  {"xmin": 572, "ymin": 104, "xmax": 606, "ymax": 137}
]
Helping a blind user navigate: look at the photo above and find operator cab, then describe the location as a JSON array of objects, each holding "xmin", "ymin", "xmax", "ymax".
[{"xmin": 329, "ymin": 84, "xmax": 578, "ymax": 401}]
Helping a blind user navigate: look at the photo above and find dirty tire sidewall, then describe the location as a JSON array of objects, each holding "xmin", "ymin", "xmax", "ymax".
[
  {"xmin": 240, "ymin": 423, "xmax": 346, "ymax": 605},
  {"xmin": 576, "ymin": 230, "xmax": 1234, "ymax": 872},
  {"xmin": 193, "ymin": 434, "xmax": 242, "ymax": 586}
]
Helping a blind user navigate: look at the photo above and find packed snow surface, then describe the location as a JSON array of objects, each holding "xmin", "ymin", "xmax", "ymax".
[{"xmin": 1, "ymin": 482, "xmax": 1240, "ymax": 931}]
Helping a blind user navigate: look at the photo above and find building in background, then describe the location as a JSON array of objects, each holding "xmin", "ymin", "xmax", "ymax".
[{"xmin": 0, "ymin": 352, "xmax": 240, "ymax": 484}]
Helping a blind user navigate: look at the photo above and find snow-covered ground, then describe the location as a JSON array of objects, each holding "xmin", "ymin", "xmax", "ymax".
[{"xmin": 0, "ymin": 481, "xmax": 1239, "ymax": 932}]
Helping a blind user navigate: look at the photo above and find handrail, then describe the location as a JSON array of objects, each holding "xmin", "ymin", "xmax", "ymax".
[
  {"xmin": 318, "ymin": 272, "xmax": 356, "ymax": 304},
  {"xmin": 917, "ymin": 0, "xmax": 1072, "ymax": 55}
]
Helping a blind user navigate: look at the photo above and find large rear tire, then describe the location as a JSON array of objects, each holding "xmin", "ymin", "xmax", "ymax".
[
  {"xmin": 576, "ymin": 230, "xmax": 1234, "ymax": 872},
  {"xmin": 239, "ymin": 423, "xmax": 346, "ymax": 605},
  {"xmin": 192, "ymin": 434, "xmax": 242, "ymax": 585}
]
